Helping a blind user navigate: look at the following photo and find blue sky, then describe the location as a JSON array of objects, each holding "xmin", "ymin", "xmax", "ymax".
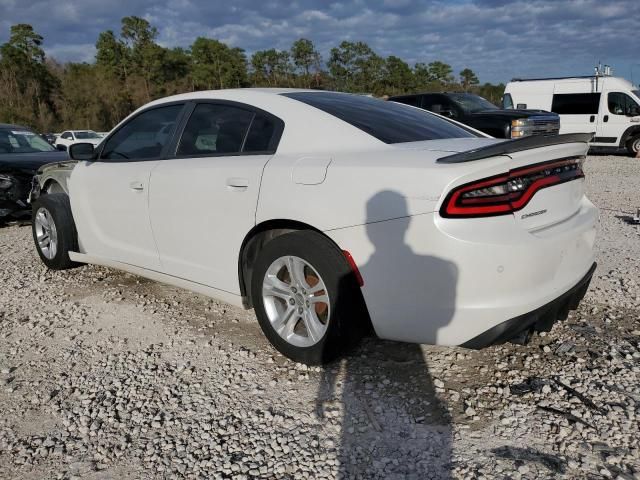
[{"xmin": 1, "ymin": 0, "xmax": 638, "ymax": 85}]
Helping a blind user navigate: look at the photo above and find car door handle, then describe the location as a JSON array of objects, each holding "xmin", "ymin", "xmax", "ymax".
[
  {"xmin": 129, "ymin": 181, "xmax": 144, "ymax": 191},
  {"xmin": 226, "ymin": 177, "xmax": 249, "ymax": 190},
  {"xmin": 589, "ymin": 115, "xmax": 595, "ymax": 123},
  {"xmin": 603, "ymin": 115, "xmax": 609, "ymax": 122}
]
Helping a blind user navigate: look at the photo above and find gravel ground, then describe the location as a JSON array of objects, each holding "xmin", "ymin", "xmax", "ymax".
[{"xmin": 0, "ymin": 154, "xmax": 639, "ymax": 480}]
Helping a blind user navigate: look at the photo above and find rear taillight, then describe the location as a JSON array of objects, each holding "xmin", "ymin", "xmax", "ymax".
[{"xmin": 440, "ymin": 156, "xmax": 584, "ymax": 218}]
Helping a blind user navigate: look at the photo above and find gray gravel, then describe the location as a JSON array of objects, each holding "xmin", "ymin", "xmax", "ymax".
[{"xmin": 0, "ymin": 154, "xmax": 639, "ymax": 479}]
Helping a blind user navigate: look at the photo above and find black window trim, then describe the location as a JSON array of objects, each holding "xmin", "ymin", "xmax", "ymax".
[
  {"xmin": 94, "ymin": 101, "xmax": 189, "ymax": 163},
  {"xmin": 170, "ymin": 99, "xmax": 285, "ymax": 160},
  {"xmin": 607, "ymin": 91, "xmax": 640, "ymax": 116},
  {"xmin": 551, "ymin": 92, "xmax": 601, "ymax": 115}
]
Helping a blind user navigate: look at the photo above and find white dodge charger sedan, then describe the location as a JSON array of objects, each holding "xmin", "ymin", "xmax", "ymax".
[{"xmin": 30, "ymin": 89, "xmax": 597, "ymax": 364}]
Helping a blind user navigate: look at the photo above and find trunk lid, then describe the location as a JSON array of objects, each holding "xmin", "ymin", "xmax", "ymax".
[{"xmin": 432, "ymin": 134, "xmax": 590, "ymax": 230}]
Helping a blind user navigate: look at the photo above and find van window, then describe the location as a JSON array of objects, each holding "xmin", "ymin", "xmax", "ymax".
[
  {"xmin": 551, "ymin": 93, "xmax": 601, "ymax": 115},
  {"xmin": 502, "ymin": 93, "xmax": 513, "ymax": 109},
  {"xmin": 608, "ymin": 92, "xmax": 640, "ymax": 116}
]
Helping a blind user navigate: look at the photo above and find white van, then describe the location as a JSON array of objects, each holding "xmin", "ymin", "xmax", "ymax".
[{"xmin": 504, "ymin": 76, "xmax": 640, "ymax": 155}]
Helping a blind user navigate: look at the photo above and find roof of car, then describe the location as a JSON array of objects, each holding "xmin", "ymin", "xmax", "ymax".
[{"xmin": 0, "ymin": 123, "xmax": 30, "ymax": 130}]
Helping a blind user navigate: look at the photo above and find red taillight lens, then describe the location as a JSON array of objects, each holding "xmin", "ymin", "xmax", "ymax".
[{"xmin": 441, "ymin": 156, "xmax": 584, "ymax": 218}]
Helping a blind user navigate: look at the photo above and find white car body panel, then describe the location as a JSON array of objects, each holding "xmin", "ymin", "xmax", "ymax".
[
  {"xmin": 69, "ymin": 160, "xmax": 161, "ymax": 269},
  {"xmin": 63, "ymin": 88, "xmax": 597, "ymax": 347},
  {"xmin": 148, "ymin": 153, "xmax": 273, "ymax": 294}
]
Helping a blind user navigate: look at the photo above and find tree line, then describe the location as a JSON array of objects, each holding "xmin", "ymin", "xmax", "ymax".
[{"xmin": 0, "ymin": 18, "xmax": 505, "ymax": 133}]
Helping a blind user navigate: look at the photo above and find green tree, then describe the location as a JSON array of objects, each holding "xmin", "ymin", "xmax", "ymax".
[
  {"xmin": 290, "ymin": 38, "xmax": 321, "ymax": 87},
  {"xmin": 250, "ymin": 49, "xmax": 293, "ymax": 87},
  {"xmin": 382, "ymin": 56, "xmax": 414, "ymax": 95},
  {"xmin": 427, "ymin": 61, "xmax": 454, "ymax": 85},
  {"xmin": 190, "ymin": 38, "xmax": 248, "ymax": 90},
  {"xmin": 327, "ymin": 41, "xmax": 384, "ymax": 93},
  {"xmin": 95, "ymin": 30, "xmax": 127, "ymax": 77},
  {"xmin": 460, "ymin": 68, "xmax": 479, "ymax": 90},
  {"xmin": 0, "ymin": 24, "xmax": 58, "ymax": 130}
]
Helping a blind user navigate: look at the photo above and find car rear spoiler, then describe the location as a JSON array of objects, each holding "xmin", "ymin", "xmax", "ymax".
[{"xmin": 437, "ymin": 133, "xmax": 594, "ymax": 164}]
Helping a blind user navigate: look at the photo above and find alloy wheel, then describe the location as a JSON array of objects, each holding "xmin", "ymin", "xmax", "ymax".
[
  {"xmin": 262, "ymin": 255, "xmax": 330, "ymax": 348},
  {"xmin": 34, "ymin": 207, "xmax": 58, "ymax": 260}
]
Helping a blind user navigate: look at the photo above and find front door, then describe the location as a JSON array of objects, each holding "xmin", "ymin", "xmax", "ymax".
[
  {"xmin": 69, "ymin": 103, "xmax": 185, "ymax": 270},
  {"xmin": 597, "ymin": 91, "xmax": 640, "ymax": 146},
  {"xmin": 148, "ymin": 101, "xmax": 282, "ymax": 294}
]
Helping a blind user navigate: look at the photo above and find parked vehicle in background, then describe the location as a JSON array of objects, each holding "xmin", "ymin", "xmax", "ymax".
[
  {"xmin": 0, "ymin": 124, "xmax": 68, "ymax": 223},
  {"xmin": 41, "ymin": 133, "xmax": 57, "ymax": 145},
  {"xmin": 30, "ymin": 89, "xmax": 596, "ymax": 365},
  {"xmin": 389, "ymin": 92, "xmax": 560, "ymax": 139},
  {"xmin": 504, "ymin": 73, "xmax": 640, "ymax": 156},
  {"xmin": 54, "ymin": 130, "xmax": 103, "ymax": 151}
]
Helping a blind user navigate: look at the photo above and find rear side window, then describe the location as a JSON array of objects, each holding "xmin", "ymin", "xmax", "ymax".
[
  {"xmin": 178, "ymin": 104, "xmax": 254, "ymax": 156},
  {"xmin": 282, "ymin": 92, "xmax": 477, "ymax": 144},
  {"xmin": 101, "ymin": 104, "xmax": 183, "ymax": 160},
  {"xmin": 551, "ymin": 93, "xmax": 601, "ymax": 114},
  {"xmin": 244, "ymin": 113, "xmax": 277, "ymax": 152}
]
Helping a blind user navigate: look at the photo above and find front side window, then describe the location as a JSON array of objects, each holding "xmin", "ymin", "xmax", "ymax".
[
  {"xmin": 62, "ymin": 132, "xmax": 72, "ymax": 139},
  {"xmin": 283, "ymin": 91, "xmax": 477, "ymax": 144},
  {"xmin": 502, "ymin": 93, "xmax": 514, "ymax": 109},
  {"xmin": 178, "ymin": 104, "xmax": 254, "ymax": 156},
  {"xmin": 446, "ymin": 93, "xmax": 498, "ymax": 113},
  {"xmin": 608, "ymin": 92, "xmax": 640, "ymax": 116},
  {"xmin": 101, "ymin": 104, "xmax": 183, "ymax": 160},
  {"xmin": 0, "ymin": 128, "xmax": 55, "ymax": 154},
  {"xmin": 551, "ymin": 93, "xmax": 601, "ymax": 114}
]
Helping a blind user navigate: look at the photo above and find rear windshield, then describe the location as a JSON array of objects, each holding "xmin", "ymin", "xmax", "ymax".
[{"xmin": 281, "ymin": 92, "xmax": 477, "ymax": 144}]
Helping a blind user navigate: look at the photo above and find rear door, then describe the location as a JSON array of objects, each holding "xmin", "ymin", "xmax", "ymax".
[
  {"xmin": 70, "ymin": 103, "xmax": 185, "ymax": 269},
  {"xmin": 148, "ymin": 101, "xmax": 283, "ymax": 293}
]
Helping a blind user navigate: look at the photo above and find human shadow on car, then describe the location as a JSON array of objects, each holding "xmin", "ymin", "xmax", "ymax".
[{"xmin": 316, "ymin": 190, "xmax": 458, "ymax": 479}]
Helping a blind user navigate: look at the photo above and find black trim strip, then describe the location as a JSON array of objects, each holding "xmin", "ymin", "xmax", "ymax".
[{"xmin": 437, "ymin": 133, "xmax": 594, "ymax": 164}]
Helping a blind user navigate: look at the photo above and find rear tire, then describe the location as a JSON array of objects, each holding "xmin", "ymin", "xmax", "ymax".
[
  {"xmin": 626, "ymin": 134, "xmax": 640, "ymax": 157},
  {"xmin": 31, "ymin": 193, "xmax": 80, "ymax": 270},
  {"xmin": 251, "ymin": 230, "xmax": 366, "ymax": 365}
]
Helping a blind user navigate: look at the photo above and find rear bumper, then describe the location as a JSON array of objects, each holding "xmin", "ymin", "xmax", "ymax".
[{"xmin": 461, "ymin": 262, "xmax": 596, "ymax": 349}]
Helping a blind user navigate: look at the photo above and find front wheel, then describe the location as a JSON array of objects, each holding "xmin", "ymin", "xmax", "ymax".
[
  {"xmin": 627, "ymin": 134, "xmax": 640, "ymax": 157},
  {"xmin": 251, "ymin": 231, "xmax": 366, "ymax": 365},
  {"xmin": 31, "ymin": 193, "xmax": 80, "ymax": 270}
]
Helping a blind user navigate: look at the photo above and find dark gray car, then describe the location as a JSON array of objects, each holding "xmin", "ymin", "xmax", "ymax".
[{"xmin": 0, "ymin": 124, "xmax": 68, "ymax": 222}]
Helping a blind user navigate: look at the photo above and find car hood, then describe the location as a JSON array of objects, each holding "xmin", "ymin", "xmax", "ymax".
[
  {"xmin": 0, "ymin": 151, "xmax": 70, "ymax": 174},
  {"xmin": 469, "ymin": 109, "xmax": 558, "ymax": 119}
]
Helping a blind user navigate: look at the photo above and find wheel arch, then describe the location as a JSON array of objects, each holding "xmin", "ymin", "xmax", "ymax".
[
  {"xmin": 619, "ymin": 125, "xmax": 640, "ymax": 148},
  {"xmin": 238, "ymin": 219, "xmax": 339, "ymax": 309},
  {"xmin": 42, "ymin": 178, "xmax": 66, "ymax": 195}
]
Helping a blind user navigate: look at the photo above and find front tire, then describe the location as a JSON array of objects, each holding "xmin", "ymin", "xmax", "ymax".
[
  {"xmin": 31, "ymin": 194, "xmax": 80, "ymax": 270},
  {"xmin": 627, "ymin": 134, "xmax": 640, "ymax": 157},
  {"xmin": 251, "ymin": 231, "xmax": 366, "ymax": 365}
]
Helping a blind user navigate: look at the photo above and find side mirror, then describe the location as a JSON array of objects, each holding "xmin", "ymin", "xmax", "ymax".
[{"xmin": 69, "ymin": 142, "xmax": 95, "ymax": 161}]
